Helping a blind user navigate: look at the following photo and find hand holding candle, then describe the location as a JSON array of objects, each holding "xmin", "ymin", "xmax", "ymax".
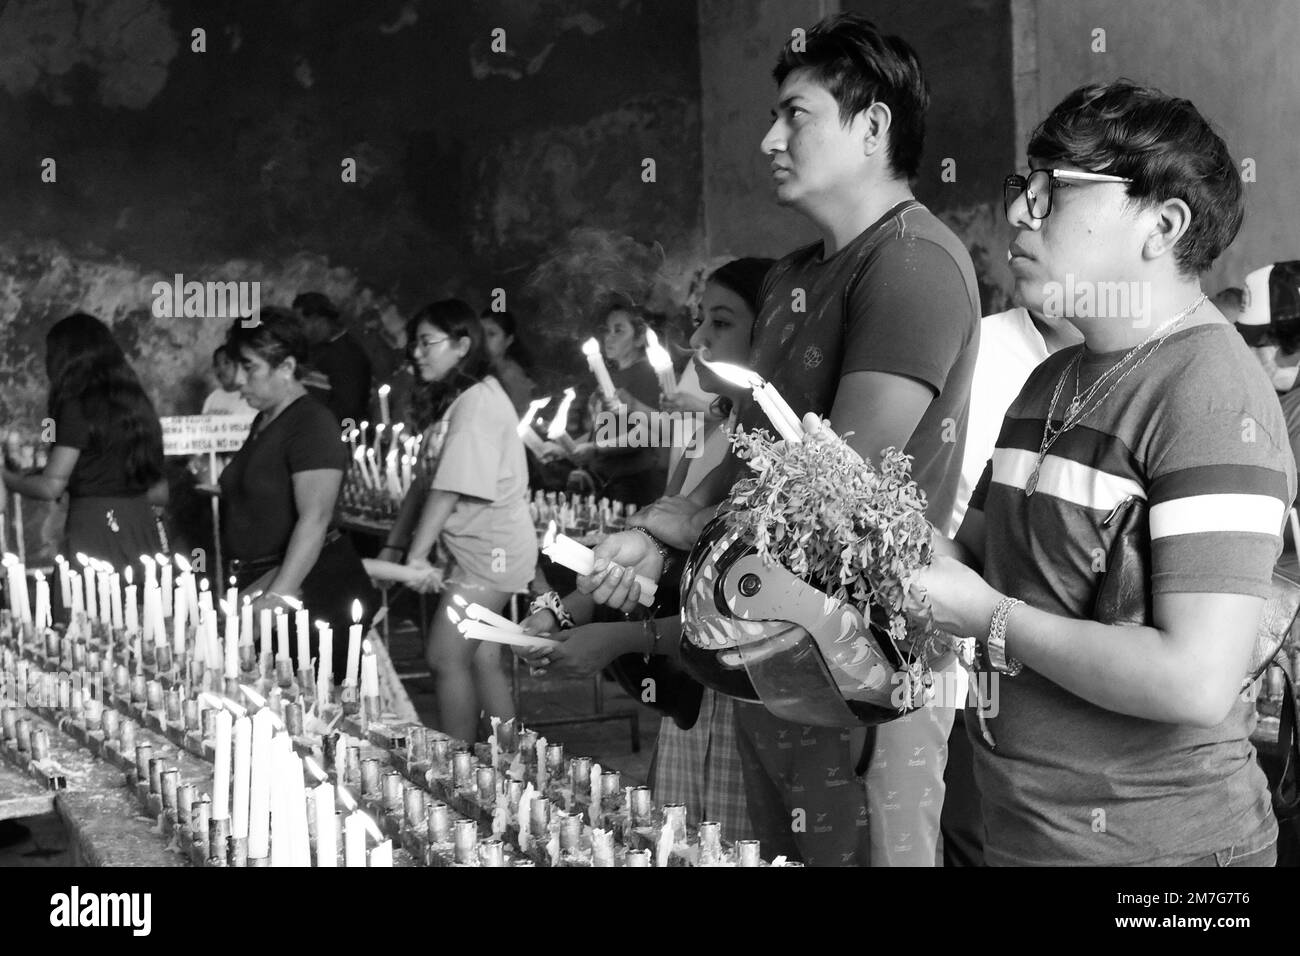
[{"xmin": 542, "ymin": 522, "xmax": 657, "ymax": 606}]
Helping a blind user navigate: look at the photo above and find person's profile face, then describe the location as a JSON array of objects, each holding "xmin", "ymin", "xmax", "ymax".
[
  {"xmin": 1006, "ymin": 157, "xmax": 1147, "ymax": 322},
  {"xmin": 603, "ymin": 310, "xmax": 643, "ymax": 364},
  {"xmin": 236, "ymin": 347, "xmax": 289, "ymax": 410},
  {"xmin": 692, "ymin": 281, "xmax": 756, "ymax": 393},
  {"xmin": 409, "ymin": 320, "xmax": 466, "ymax": 383},
  {"xmin": 480, "ymin": 318, "xmax": 510, "ymax": 362},
  {"xmin": 761, "ymin": 68, "xmax": 874, "ymax": 210},
  {"xmin": 214, "ymin": 352, "xmax": 240, "ymax": 390}
]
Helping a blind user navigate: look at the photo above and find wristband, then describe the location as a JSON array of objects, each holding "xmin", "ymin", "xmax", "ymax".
[
  {"xmin": 631, "ymin": 526, "xmax": 670, "ymax": 563},
  {"xmin": 529, "ymin": 591, "xmax": 575, "ymax": 630}
]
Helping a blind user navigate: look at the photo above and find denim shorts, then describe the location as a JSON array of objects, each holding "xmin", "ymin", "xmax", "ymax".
[{"xmin": 1179, "ymin": 814, "xmax": 1278, "ymax": 867}]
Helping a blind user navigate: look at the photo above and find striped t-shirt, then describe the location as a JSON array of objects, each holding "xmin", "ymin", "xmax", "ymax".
[{"xmin": 967, "ymin": 321, "xmax": 1296, "ymax": 866}]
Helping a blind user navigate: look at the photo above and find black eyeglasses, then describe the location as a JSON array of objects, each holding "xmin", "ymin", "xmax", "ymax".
[{"xmin": 1003, "ymin": 168, "xmax": 1134, "ymax": 222}]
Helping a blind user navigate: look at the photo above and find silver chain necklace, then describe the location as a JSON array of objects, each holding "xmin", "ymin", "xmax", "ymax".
[{"xmin": 1025, "ymin": 294, "xmax": 1207, "ymax": 496}]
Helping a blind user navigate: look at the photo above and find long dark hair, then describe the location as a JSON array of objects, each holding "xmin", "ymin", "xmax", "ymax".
[
  {"xmin": 46, "ymin": 313, "xmax": 164, "ymax": 491},
  {"xmin": 479, "ymin": 309, "xmax": 533, "ymax": 371},
  {"xmin": 407, "ymin": 299, "xmax": 492, "ymax": 428},
  {"xmin": 703, "ymin": 258, "xmax": 774, "ymax": 420}
]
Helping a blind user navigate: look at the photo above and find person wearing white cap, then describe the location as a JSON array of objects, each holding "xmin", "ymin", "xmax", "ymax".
[{"xmin": 1236, "ymin": 261, "xmax": 1300, "ymax": 393}]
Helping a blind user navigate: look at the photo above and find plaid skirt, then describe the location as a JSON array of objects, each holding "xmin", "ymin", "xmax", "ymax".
[{"xmin": 650, "ymin": 688, "xmax": 753, "ymax": 842}]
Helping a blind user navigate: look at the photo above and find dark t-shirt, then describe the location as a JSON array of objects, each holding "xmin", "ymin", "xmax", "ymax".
[
  {"xmin": 308, "ymin": 330, "xmax": 373, "ymax": 426},
  {"xmin": 56, "ymin": 398, "xmax": 161, "ymax": 498},
  {"xmin": 737, "ymin": 199, "xmax": 981, "ymax": 527},
  {"xmin": 218, "ymin": 394, "xmax": 349, "ymax": 561}
]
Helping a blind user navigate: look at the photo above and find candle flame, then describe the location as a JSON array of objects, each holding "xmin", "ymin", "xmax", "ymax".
[
  {"xmin": 303, "ymin": 756, "xmax": 327, "ymax": 782},
  {"xmin": 352, "ymin": 600, "xmax": 362, "ymax": 623},
  {"xmin": 315, "ymin": 619, "xmax": 329, "ymax": 631},
  {"xmin": 240, "ymin": 685, "xmax": 267, "ymax": 708},
  {"xmin": 450, "ymin": 593, "xmax": 468, "ymax": 609},
  {"xmin": 445, "ymin": 606, "xmax": 461, "ymax": 625},
  {"xmin": 337, "ymin": 785, "xmax": 357, "ymax": 811},
  {"xmin": 174, "ymin": 553, "xmax": 192, "ymax": 573},
  {"xmin": 34, "ymin": 569, "xmax": 44, "ymax": 582},
  {"xmin": 124, "ymin": 565, "xmax": 133, "ymax": 585},
  {"xmin": 76, "ymin": 552, "xmax": 89, "ymax": 567},
  {"xmin": 546, "ymin": 388, "xmax": 577, "ymax": 440},
  {"xmin": 581, "ymin": 337, "xmax": 601, "ymax": 356},
  {"xmin": 391, "ymin": 422, "xmax": 403, "ymax": 436},
  {"xmin": 282, "ymin": 595, "xmax": 303, "ymax": 611},
  {"xmin": 362, "ymin": 638, "xmax": 373, "ymax": 654},
  {"xmin": 352, "ymin": 446, "xmax": 365, "ymax": 461},
  {"xmin": 359, "ymin": 420, "xmax": 369, "ymax": 432},
  {"xmin": 378, "ymin": 383, "xmax": 391, "ymax": 397},
  {"xmin": 140, "ymin": 554, "xmax": 154, "ymax": 569},
  {"xmin": 542, "ymin": 521, "xmax": 558, "ymax": 549},
  {"xmin": 199, "ymin": 578, "xmax": 210, "ymax": 592},
  {"xmin": 645, "ymin": 329, "xmax": 673, "ymax": 373},
  {"xmin": 697, "ymin": 357, "xmax": 762, "ymax": 389}
]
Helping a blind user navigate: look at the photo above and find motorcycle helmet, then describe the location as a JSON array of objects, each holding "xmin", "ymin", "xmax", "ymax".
[{"xmin": 679, "ymin": 516, "xmax": 947, "ymax": 727}]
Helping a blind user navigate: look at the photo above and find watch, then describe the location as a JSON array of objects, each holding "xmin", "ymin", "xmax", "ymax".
[{"xmin": 986, "ymin": 597, "xmax": 1024, "ymax": 676}]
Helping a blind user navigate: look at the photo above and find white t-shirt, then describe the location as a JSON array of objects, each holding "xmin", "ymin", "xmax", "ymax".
[
  {"xmin": 946, "ymin": 307, "xmax": 1052, "ymax": 538},
  {"xmin": 202, "ymin": 388, "xmax": 256, "ymax": 416}
]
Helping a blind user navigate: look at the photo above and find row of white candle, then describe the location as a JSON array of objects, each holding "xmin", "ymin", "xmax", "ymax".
[
  {"xmin": 207, "ymin": 700, "xmax": 390, "ymax": 866},
  {"xmin": 350, "ymin": 443, "xmax": 415, "ymax": 497},
  {"xmin": 10, "ymin": 552, "xmax": 377, "ymax": 698}
]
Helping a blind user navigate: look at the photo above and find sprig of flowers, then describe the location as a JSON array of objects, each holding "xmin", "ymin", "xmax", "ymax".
[{"xmin": 724, "ymin": 423, "xmax": 944, "ymax": 666}]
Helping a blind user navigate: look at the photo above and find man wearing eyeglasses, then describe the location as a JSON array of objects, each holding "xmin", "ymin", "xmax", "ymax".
[{"xmin": 918, "ymin": 81, "xmax": 1295, "ymax": 866}]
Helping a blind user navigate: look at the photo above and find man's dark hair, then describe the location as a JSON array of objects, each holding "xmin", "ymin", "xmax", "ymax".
[
  {"xmin": 773, "ymin": 13, "xmax": 929, "ymax": 180},
  {"xmin": 1027, "ymin": 80, "xmax": 1243, "ymax": 275},
  {"xmin": 212, "ymin": 344, "xmax": 232, "ymax": 364},
  {"xmin": 292, "ymin": 291, "xmax": 340, "ymax": 323}
]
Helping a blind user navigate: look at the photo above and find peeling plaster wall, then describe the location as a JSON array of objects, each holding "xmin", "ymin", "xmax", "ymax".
[{"xmin": 0, "ymin": 0, "xmax": 705, "ymax": 428}]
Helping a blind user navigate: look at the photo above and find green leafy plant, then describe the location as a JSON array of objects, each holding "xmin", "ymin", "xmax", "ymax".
[{"xmin": 724, "ymin": 423, "xmax": 946, "ymax": 666}]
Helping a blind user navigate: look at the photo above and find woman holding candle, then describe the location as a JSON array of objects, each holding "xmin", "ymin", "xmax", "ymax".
[
  {"xmin": 376, "ymin": 300, "xmax": 536, "ymax": 741},
  {"xmin": 571, "ymin": 302, "xmax": 667, "ymax": 507},
  {"xmin": 2, "ymin": 313, "xmax": 167, "ymax": 568},
  {"xmin": 219, "ymin": 309, "xmax": 377, "ymax": 678},
  {"xmin": 516, "ymin": 261, "xmax": 771, "ymax": 843},
  {"xmin": 479, "ymin": 310, "xmax": 537, "ymax": 416}
]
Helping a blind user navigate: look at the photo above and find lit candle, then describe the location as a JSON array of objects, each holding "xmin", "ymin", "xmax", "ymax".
[
  {"xmin": 295, "ymin": 608, "xmax": 310, "ymax": 673},
  {"xmin": 346, "ymin": 427, "xmax": 359, "ymax": 458},
  {"xmin": 698, "ymin": 358, "xmax": 803, "ymax": 442},
  {"xmin": 378, "ymin": 384, "xmax": 391, "ymax": 427},
  {"xmin": 451, "ymin": 594, "xmax": 523, "ymax": 632},
  {"xmin": 68, "ymin": 568, "xmax": 82, "ymax": 621},
  {"xmin": 147, "ymin": 581, "xmax": 166, "ymax": 648},
  {"xmin": 199, "ymin": 580, "xmax": 219, "ymax": 667},
  {"xmin": 357, "ymin": 420, "xmax": 369, "ymax": 452},
  {"xmin": 345, "ymin": 600, "xmax": 363, "ymax": 688},
  {"xmin": 385, "ymin": 448, "xmax": 402, "ymax": 498},
  {"xmin": 645, "ymin": 329, "xmax": 677, "ymax": 398},
  {"xmin": 270, "ymin": 734, "xmax": 291, "ymax": 868},
  {"xmin": 582, "ymin": 338, "xmax": 617, "ymax": 400},
  {"xmin": 517, "ymin": 397, "xmax": 550, "ymax": 437},
  {"xmin": 351, "ymin": 446, "xmax": 372, "ymax": 490},
  {"xmin": 400, "ymin": 453, "xmax": 414, "ymax": 494},
  {"xmin": 141, "ymin": 553, "xmax": 157, "ymax": 590},
  {"xmin": 240, "ymin": 596, "xmax": 253, "ymax": 650},
  {"xmin": 314, "ymin": 781, "xmax": 335, "ymax": 867},
  {"xmin": 535, "ymin": 735, "xmax": 548, "ymax": 791},
  {"xmin": 247, "ymin": 708, "xmax": 274, "ymax": 859},
  {"xmin": 231, "ymin": 715, "xmax": 251, "ymax": 839},
  {"xmin": 388, "ymin": 421, "xmax": 404, "ymax": 458},
  {"xmin": 175, "ymin": 554, "xmax": 199, "ymax": 625},
  {"xmin": 453, "ymin": 615, "xmax": 561, "ymax": 650},
  {"xmin": 369, "ymin": 840, "xmax": 393, "ymax": 868},
  {"xmin": 212, "ymin": 709, "xmax": 232, "ymax": 821},
  {"xmin": 97, "ymin": 562, "xmax": 112, "ymax": 626},
  {"xmin": 286, "ymin": 750, "xmax": 312, "ymax": 867},
  {"xmin": 344, "ymin": 812, "xmax": 366, "ymax": 867},
  {"xmin": 589, "ymin": 762, "xmax": 603, "ymax": 826},
  {"xmin": 158, "ymin": 553, "xmax": 172, "ymax": 619},
  {"xmin": 546, "ymin": 388, "xmax": 577, "ymax": 440},
  {"xmin": 374, "ymin": 422, "xmax": 386, "ymax": 457},
  {"xmin": 541, "ymin": 522, "xmax": 656, "ymax": 605}
]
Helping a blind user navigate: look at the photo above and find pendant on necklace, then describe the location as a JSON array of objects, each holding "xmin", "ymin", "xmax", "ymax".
[
  {"xmin": 1065, "ymin": 396, "xmax": 1081, "ymax": 420},
  {"xmin": 1025, "ymin": 462, "xmax": 1040, "ymax": 496}
]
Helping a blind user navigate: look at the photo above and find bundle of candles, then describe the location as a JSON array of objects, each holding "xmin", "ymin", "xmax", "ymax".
[
  {"xmin": 342, "ymin": 419, "xmax": 420, "ymax": 519},
  {"xmin": 529, "ymin": 491, "xmax": 636, "ymax": 538},
  {"xmin": 0, "ymin": 606, "xmax": 786, "ymax": 865}
]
